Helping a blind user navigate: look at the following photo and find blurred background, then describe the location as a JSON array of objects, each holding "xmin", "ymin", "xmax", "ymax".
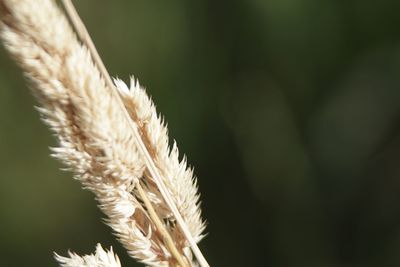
[{"xmin": 2, "ymin": 0, "xmax": 400, "ymax": 266}]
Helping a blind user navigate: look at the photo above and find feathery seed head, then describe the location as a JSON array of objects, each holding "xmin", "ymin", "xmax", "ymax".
[{"xmin": 0, "ymin": 0, "xmax": 208, "ymax": 266}]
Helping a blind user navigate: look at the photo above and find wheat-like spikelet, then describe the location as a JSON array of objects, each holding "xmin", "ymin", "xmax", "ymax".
[
  {"xmin": 115, "ymin": 78, "xmax": 206, "ymax": 244},
  {"xmin": 0, "ymin": 0, "xmax": 208, "ymax": 266},
  {"xmin": 55, "ymin": 244, "xmax": 122, "ymax": 267}
]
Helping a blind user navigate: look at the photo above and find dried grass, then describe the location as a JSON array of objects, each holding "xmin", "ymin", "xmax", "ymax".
[{"xmin": 0, "ymin": 0, "xmax": 208, "ymax": 266}]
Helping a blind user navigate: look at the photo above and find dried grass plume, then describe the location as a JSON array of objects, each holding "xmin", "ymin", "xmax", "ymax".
[{"xmin": 0, "ymin": 0, "xmax": 209, "ymax": 266}]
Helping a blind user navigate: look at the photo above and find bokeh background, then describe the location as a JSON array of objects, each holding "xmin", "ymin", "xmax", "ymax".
[{"xmin": 2, "ymin": 0, "xmax": 400, "ymax": 266}]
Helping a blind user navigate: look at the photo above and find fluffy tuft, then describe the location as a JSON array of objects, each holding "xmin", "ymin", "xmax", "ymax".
[{"xmin": 55, "ymin": 244, "xmax": 121, "ymax": 267}]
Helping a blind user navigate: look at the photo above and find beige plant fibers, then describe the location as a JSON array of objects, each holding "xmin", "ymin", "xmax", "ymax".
[
  {"xmin": 56, "ymin": 244, "xmax": 122, "ymax": 267},
  {"xmin": 0, "ymin": 0, "xmax": 209, "ymax": 266}
]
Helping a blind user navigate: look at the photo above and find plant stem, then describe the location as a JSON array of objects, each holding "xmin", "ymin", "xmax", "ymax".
[
  {"xmin": 136, "ymin": 183, "xmax": 188, "ymax": 267},
  {"xmin": 60, "ymin": 1, "xmax": 210, "ymax": 267}
]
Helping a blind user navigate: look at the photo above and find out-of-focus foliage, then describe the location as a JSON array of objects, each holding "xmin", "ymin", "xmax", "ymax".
[{"xmin": 2, "ymin": 0, "xmax": 400, "ymax": 266}]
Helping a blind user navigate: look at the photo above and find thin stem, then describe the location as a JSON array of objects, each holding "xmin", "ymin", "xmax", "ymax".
[
  {"xmin": 60, "ymin": 1, "xmax": 210, "ymax": 267},
  {"xmin": 136, "ymin": 183, "xmax": 188, "ymax": 267}
]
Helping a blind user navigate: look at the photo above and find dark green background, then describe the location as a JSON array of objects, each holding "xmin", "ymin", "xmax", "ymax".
[{"xmin": 2, "ymin": 0, "xmax": 400, "ymax": 266}]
